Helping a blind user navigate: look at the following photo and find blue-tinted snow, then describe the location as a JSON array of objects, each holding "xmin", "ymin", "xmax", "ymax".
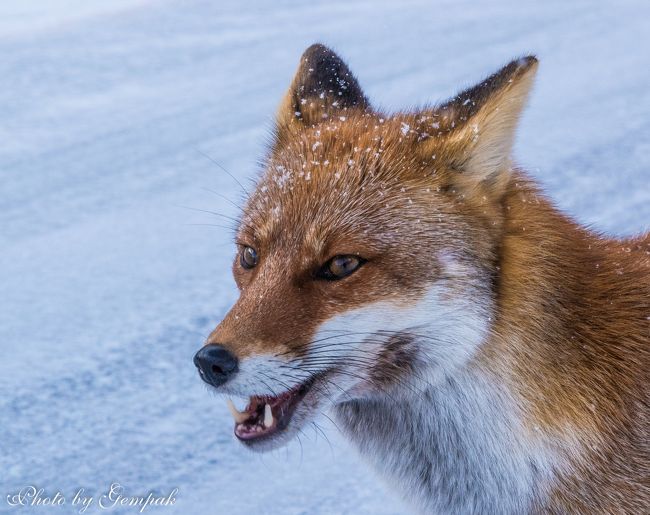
[{"xmin": 1, "ymin": 0, "xmax": 649, "ymax": 513}]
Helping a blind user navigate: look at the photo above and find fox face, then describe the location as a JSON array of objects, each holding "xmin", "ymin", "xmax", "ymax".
[{"xmin": 194, "ymin": 44, "xmax": 538, "ymax": 451}]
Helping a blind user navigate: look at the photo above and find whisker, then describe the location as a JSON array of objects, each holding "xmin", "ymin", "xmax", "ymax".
[
  {"xmin": 201, "ymin": 186, "xmax": 243, "ymax": 212},
  {"xmin": 184, "ymin": 222, "xmax": 237, "ymax": 233},
  {"xmin": 178, "ymin": 204, "xmax": 258, "ymax": 236},
  {"xmin": 311, "ymin": 421, "xmax": 333, "ymax": 454},
  {"xmin": 195, "ymin": 147, "xmax": 250, "ymax": 197}
]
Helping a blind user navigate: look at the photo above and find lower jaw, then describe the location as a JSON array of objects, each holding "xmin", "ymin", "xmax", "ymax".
[{"xmin": 236, "ymin": 426, "xmax": 293, "ymax": 451}]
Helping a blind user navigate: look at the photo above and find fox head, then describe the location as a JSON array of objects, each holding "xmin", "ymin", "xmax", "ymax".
[{"xmin": 194, "ymin": 44, "xmax": 538, "ymax": 450}]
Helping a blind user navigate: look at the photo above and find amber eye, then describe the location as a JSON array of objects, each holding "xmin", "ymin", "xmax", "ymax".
[
  {"xmin": 240, "ymin": 246, "xmax": 259, "ymax": 269},
  {"xmin": 318, "ymin": 255, "xmax": 365, "ymax": 281}
]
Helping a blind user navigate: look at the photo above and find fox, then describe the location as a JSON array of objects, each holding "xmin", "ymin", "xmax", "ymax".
[{"xmin": 193, "ymin": 44, "xmax": 650, "ymax": 513}]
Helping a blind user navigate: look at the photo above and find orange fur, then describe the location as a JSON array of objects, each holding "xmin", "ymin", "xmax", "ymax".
[{"xmin": 203, "ymin": 44, "xmax": 649, "ymax": 512}]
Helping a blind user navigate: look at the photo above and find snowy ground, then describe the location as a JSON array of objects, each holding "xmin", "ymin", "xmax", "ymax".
[{"xmin": 1, "ymin": 0, "xmax": 649, "ymax": 513}]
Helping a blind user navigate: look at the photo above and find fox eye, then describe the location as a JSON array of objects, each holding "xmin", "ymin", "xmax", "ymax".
[
  {"xmin": 318, "ymin": 255, "xmax": 365, "ymax": 280},
  {"xmin": 240, "ymin": 246, "xmax": 259, "ymax": 269}
]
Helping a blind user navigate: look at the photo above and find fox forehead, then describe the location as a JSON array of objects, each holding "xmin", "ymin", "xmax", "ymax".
[{"xmin": 241, "ymin": 112, "xmax": 458, "ymax": 254}]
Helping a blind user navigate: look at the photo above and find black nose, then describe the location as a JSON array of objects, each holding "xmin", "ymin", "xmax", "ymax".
[{"xmin": 193, "ymin": 344, "xmax": 238, "ymax": 388}]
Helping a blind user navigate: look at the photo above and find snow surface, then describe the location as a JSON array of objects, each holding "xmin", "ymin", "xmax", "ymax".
[{"xmin": 1, "ymin": 0, "xmax": 649, "ymax": 513}]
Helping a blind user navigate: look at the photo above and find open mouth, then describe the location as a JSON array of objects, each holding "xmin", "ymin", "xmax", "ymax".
[{"xmin": 227, "ymin": 378, "xmax": 315, "ymax": 443}]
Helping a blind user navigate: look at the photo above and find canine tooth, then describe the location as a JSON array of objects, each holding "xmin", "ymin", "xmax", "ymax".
[
  {"xmin": 226, "ymin": 399, "xmax": 248, "ymax": 424},
  {"xmin": 264, "ymin": 403, "xmax": 273, "ymax": 428}
]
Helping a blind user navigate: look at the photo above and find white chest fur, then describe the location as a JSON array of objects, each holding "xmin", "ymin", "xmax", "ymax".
[{"xmin": 335, "ymin": 368, "xmax": 554, "ymax": 514}]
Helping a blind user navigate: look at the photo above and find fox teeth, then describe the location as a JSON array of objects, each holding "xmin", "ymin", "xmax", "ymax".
[
  {"xmin": 226, "ymin": 399, "xmax": 248, "ymax": 424},
  {"xmin": 264, "ymin": 404, "xmax": 273, "ymax": 428}
]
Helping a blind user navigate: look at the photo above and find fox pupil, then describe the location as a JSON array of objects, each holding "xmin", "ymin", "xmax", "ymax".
[
  {"xmin": 240, "ymin": 246, "xmax": 258, "ymax": 269},
  {"xmin": 326, "ymin": 255, "xmax": 362, "ymax": 279}
]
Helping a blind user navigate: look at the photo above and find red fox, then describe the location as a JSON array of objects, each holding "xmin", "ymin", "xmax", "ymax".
[{"xmin": 194, "ymin": 44, "xmax": 649, "ymax": 513}]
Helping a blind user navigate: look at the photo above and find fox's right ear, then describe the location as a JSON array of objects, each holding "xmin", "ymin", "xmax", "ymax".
[{"xmin": 275, "ymin": 44, "xmax": 370, "ymax": 135}]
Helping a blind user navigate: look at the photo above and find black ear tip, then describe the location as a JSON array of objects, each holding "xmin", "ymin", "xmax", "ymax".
[
  {"xmin": 278, "ymin": 43, "xmax": 369, "ymax": 128},
  {"xmin": 301, "ymin": 43, "xmax": 337, "ymax": 63},
  {"xmin": 513, "ymin": 55, "xmax": 538, "ymax": 73},
  {"xmin": 299, "ymin": 43, "xmax": 346, "ymax": 74}
]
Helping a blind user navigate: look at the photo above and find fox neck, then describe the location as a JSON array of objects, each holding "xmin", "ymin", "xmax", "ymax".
[
  {"xmin": 335, "ymin": 367, "xmax": 552, "ymax": 513},
  {"xmin": 333, "ymin": 174, "xmax": 625, "ymax": 513}
]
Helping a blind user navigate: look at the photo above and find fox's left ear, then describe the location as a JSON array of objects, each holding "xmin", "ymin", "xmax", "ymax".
[
  {"xmin": 276, "ymin": 44, "xmax": 370, "ymax": 135},
  {"xmin": 421, "ymin": 56, "xmax": 538, "ymax": 197}
]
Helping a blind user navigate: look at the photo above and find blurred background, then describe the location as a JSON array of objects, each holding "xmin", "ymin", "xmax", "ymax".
[{"xmin": 1, "ymin": 0, "xmax": 649, "ymax": 513}]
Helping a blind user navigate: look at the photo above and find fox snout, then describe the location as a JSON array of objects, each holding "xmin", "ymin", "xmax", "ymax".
[{"xmin": 193, "ymin": 344, "xmax": 238, "ymax": 388}]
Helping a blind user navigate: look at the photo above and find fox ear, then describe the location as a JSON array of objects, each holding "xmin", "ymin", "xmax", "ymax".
[
  {"xmin": 422, "ymin": 56, "xmax": 538, "ymax": 196},
  {"xmin": 276, "ymin": 44, "xmax": 370, "ymax": 133}
]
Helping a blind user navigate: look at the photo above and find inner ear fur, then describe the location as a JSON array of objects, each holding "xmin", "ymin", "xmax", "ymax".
[{"xmin": 419, "ymin": 56, "xmax": 538, "ymax": 199}]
